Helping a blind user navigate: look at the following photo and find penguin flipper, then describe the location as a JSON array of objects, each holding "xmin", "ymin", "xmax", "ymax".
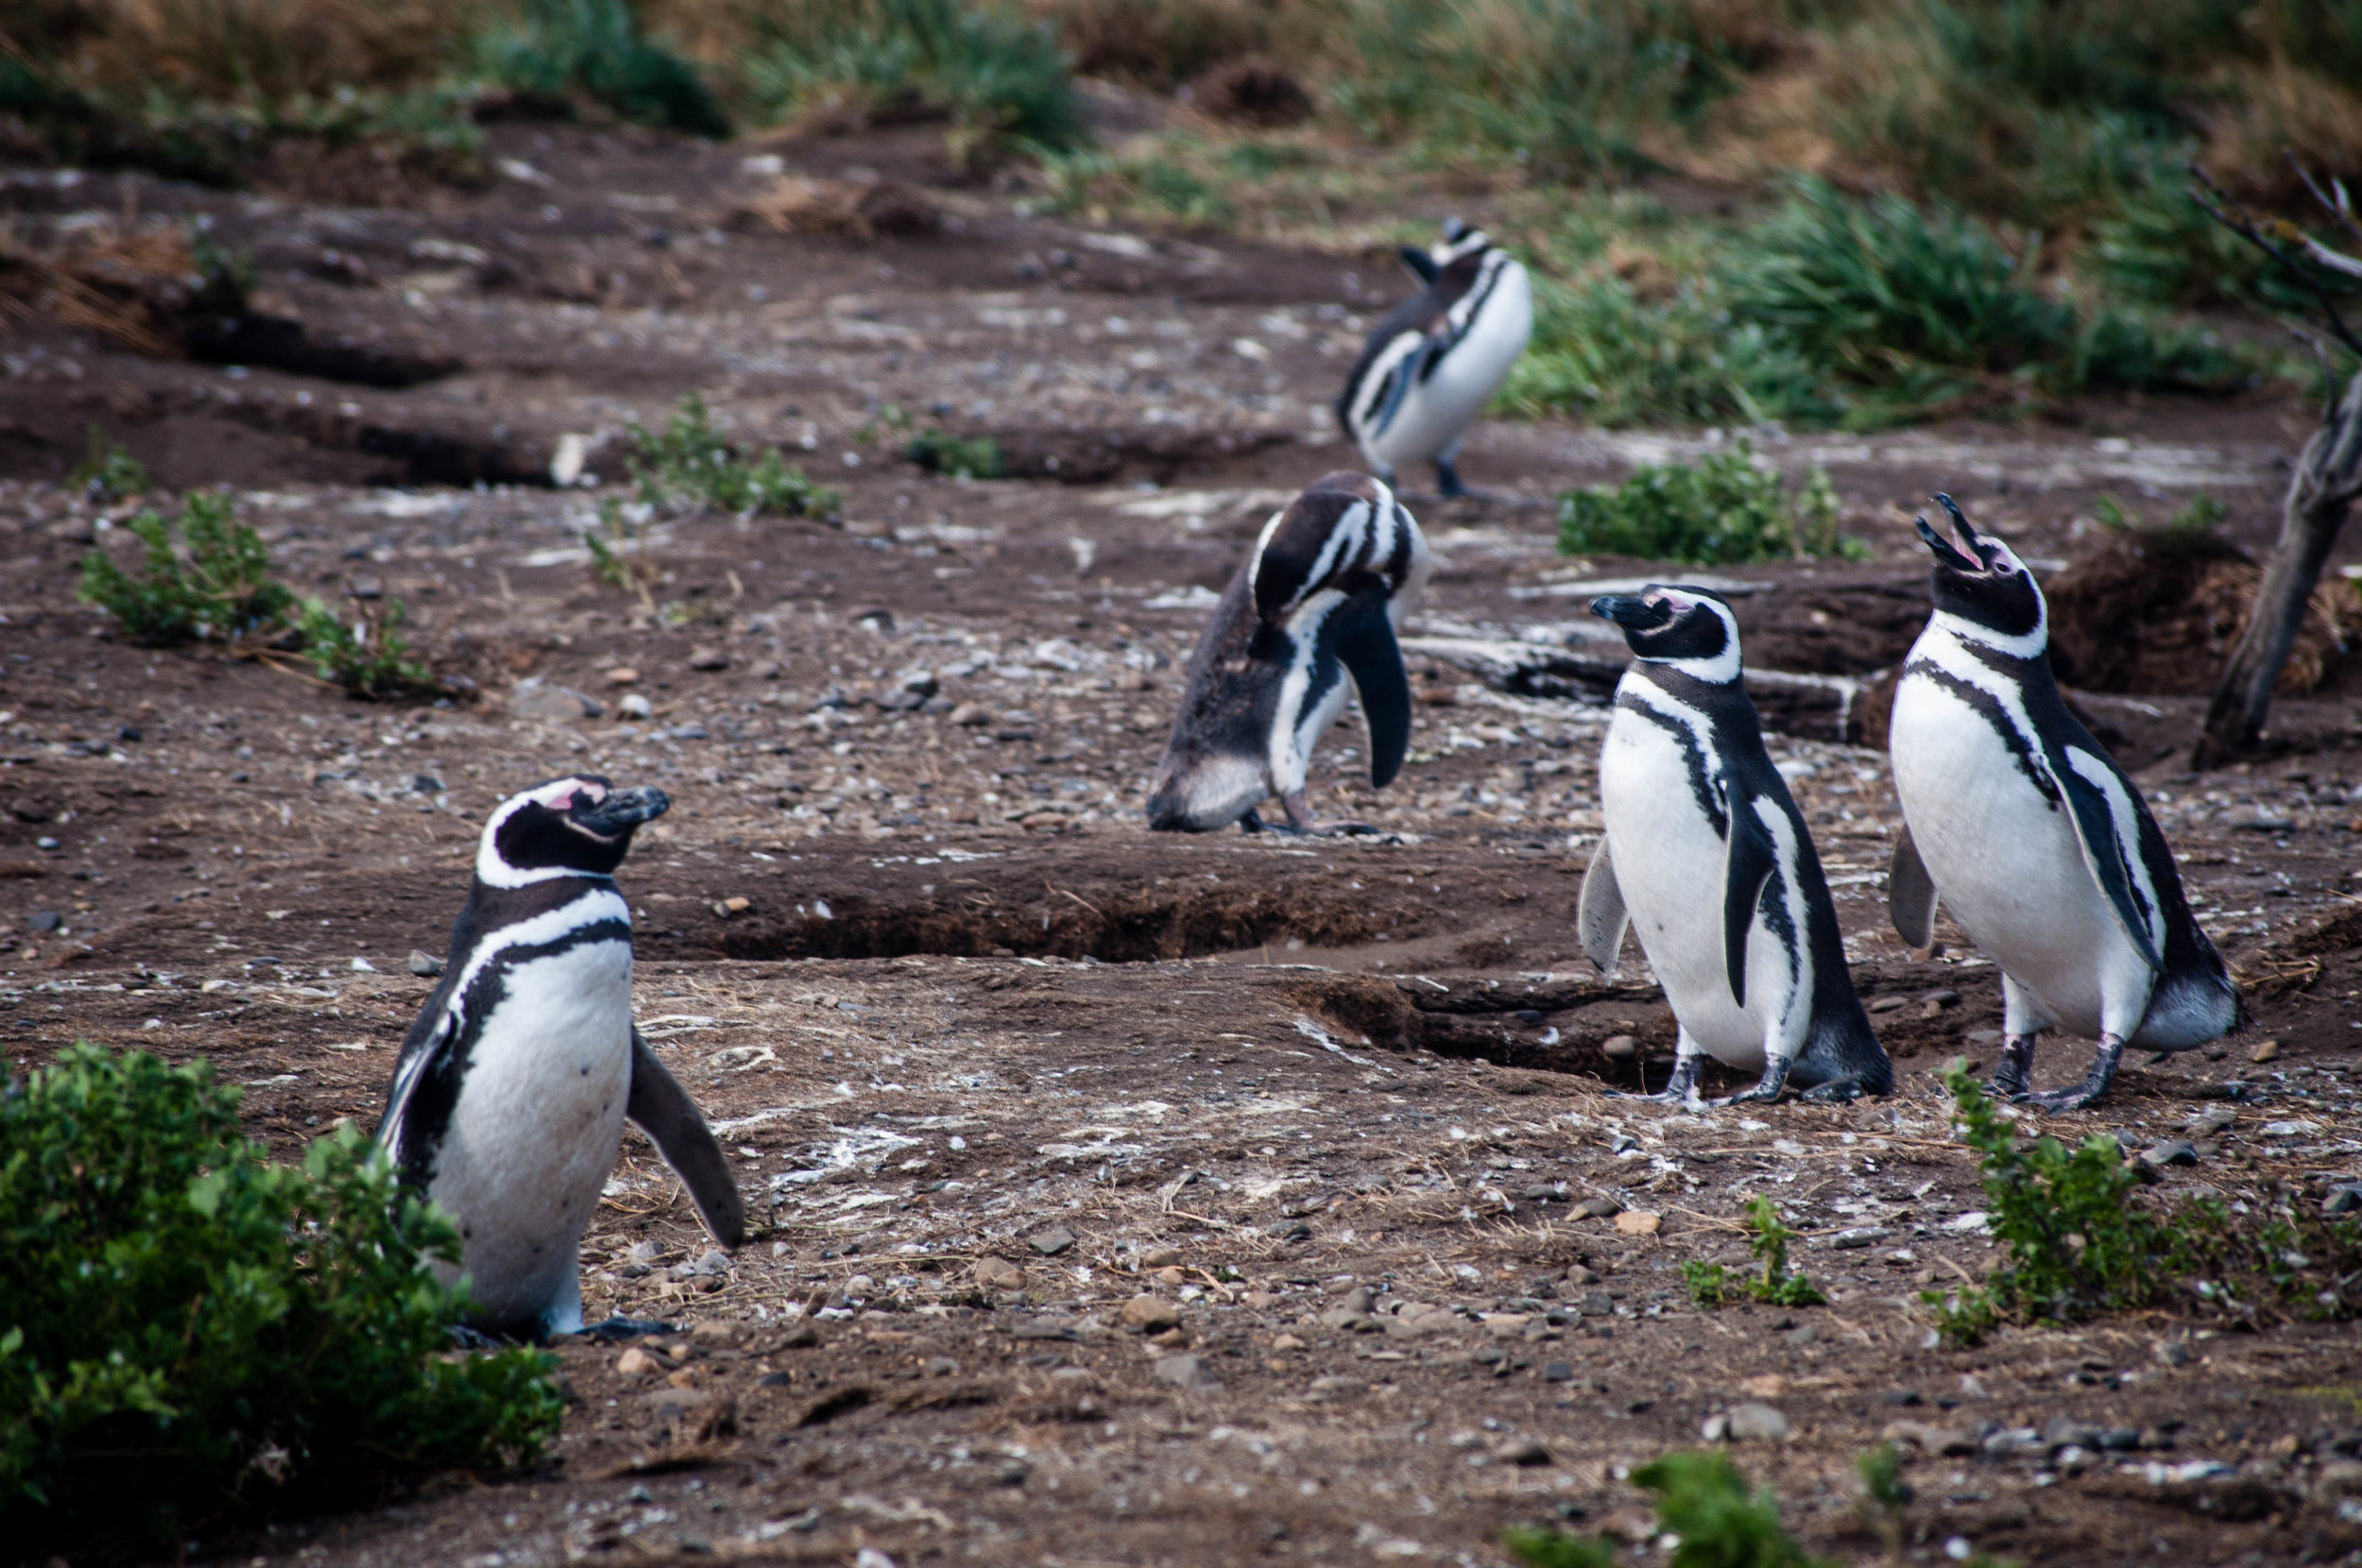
[
  {"xmin": 1335, "ymin": 590, "xmax": 1412, "ymax": 788},
  {"xmin": 2052, "ymin": 743, "xmax": 2163, "ymax": 970},
  {"xmin": 627, "ymin": 1028, "xmax": 746, "ymax": 1248},
  {"xmin": 1576, "ymin": 840, "xmax": 1629, "ymax": 978},
  {"xmin": 1397, "ymin": 246, "xmax": 1439, "ymax": 285},
  {"xmin": 1888, "ymin": 827, "xmax": 1939, "ymax": 948},
  {"xmin": 1722, "ymin": 798, "xmax": 1778, "ymax": 1010}
]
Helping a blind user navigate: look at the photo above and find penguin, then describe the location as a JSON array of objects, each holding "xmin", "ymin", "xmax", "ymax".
[
  {"xmin": 1336, "ymin": 219, "xmax": 1532, "ymax": 499},
  {"xmin": 1888, "ymin": 496, "xmax": 2241, "ymax": 1112},
  {"xmin": 1146, "ymin": 470, "xmax": 1429, "ymax": 835},
  {"xmin": 1580, "ymin": 587, "xmax": 1891, "ymax": 1107},
  {"xmin": 376, "ymin": 775, "xmax": 745, "ymax": 1339}
]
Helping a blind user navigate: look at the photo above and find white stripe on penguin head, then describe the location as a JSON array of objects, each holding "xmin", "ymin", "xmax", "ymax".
[
  {"xmin": 1638, "ymin": 588, "xmax": 1742, "ymax": 685},
  {"xmin": 475, "ymin": 775, "xmax": 612, "ymax": 890}
]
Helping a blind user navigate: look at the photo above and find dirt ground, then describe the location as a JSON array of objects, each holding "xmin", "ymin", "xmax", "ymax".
[{"xmin": 10, "ymin": 121, "xmax": 2362, "ymax": 1568}]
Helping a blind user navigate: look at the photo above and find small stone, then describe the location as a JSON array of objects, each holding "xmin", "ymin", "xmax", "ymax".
[
  {"xmin": 1564, "ymin": 1264, "xmax": 1601, "ymax": 1287},
  {"xmin": 1309, "ymin": 1374, "xmax": 1364, "ymax": 1397},
  {"xmin": 1572, "ymin": 1195, "xmax": 1623, "ymax": 1220},
  {"xmin": 2044, "ymin": 1415, "xmax": 2098, "ymax": 1453},
  {"xmin": 1600, "ymin": 1034, "xmax": 1637, "ymax": 1060},
  {"xmin": 616, "ymin": 1347, "xmax": 660, "ymax": 1377},
  {"xmin": 974, "ymin": 1255, "xmax": 1024, "ymax": 1288},
  {"xmin": 1139, "ymin": 1245, "xmax": 1180, "ymax": 1268},
  {"xmin": 2251, "ymin": 1038, "xmax": 2282, "ymax": 1064},
  {"xmin": 1982, "ymin": 1427, "xmax": 2044, "ymax": 1457},
  {"xmin": 1153, "ymin": 1354, "xmax": 1218, "ymax": 1389},
  {"xmin": 1029, "ymin": 1226, "xmax": 1076, "ymax": 1256},
  {"xmin": 2325, "ymin": 1185, "xmax": 2362, "ymax": 1217},
  {"xmin": 1726, "ymin": 1403, "xmax": 1790, "ymax": 1441},
  {"xmin": 1869, "ymin": 996, "xmax": 1909, "ymax": 1014},
  {"xmin": 2154, "ymin": 1339, "xmax": 2191, "ymax": 1367},
  {"xmin": 1010, "ymin": 1317, "xmax": 1078, "ymax": 1340},
  {"xmin": 407, "ymin": 949, "xmax": 445, "ymax": 977},
  {"xmin": 1786, "ymin": 1324, "xmax": 1819, "ymax": 1347},
  {"xmin": 2141, "ymin": 1139, "xmax": 2199, "ymax": 1168},
  {"xmin": 688, "ymin": 647, "xmax": 729, "ymax": 672},
  {"xmin": 1266, "ymin": 1219, "xmax": 1312, "ymax": 1243},
  {"xmin": 691, "ymin": 1248, "xmax": 730, "ymax": 1277},
  {"xmin": 720, "ymin": 895, "xmax": 751, "ymax": 915},
  {"xmin": 1271, "ymin": 1333, "xmax": 1306, "ymax": 1351},
  {"xmin": 1496, "ymin": 1438, "xmax": 1552, "ymax": 1465},
  {"xmin": 626, "ymin": 1239, "xmax": 662, "ymax": 1265},
  {"xmin": 950, "ymin": 702, "xmax": 990, "ymax": 726},
  {"xmin": 1120, "ymin": 1295, "xmax": 1181, "ymax": 1332},
  {"xmin": 1883, "ymin": 1389, "xmax": 1923, "ymax": 1406},
  {"xmin": 2184, "ymin": 1106, "xmax": 2237, "ymax": 1138},
  {"xmin": 507, "ymin": 677, "xmax": 602, "ymax": 724},
  {"xmin": 1830, "ymin": 1226, "xmax": 1891, "ymax": 1249},
  {"xmin": 619, "ymin": 693, "xmax": 653, "ymax": 720},
  {"xmin": 1613, "ymin": 1210, "xmax": 1662, "ymax": 1236},
  {"xmin": 26, "ymin": 911, "xmax": 60, "ymax": 932}
]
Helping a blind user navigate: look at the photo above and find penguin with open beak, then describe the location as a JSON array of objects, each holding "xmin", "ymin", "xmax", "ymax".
[{"xmin": 1146, "ymin": 471, "xmax": 1429, "ymax": 835}]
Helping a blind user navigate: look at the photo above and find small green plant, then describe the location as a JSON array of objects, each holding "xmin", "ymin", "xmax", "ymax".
[
  {"xmin": 0, "ymin": 1046, "xmax": 561, "ymax": 1558},
  {"xmin": 1924, "ymin": 1065, "xmax": 2163, "ymax": 1344},
  {"xmin": 297, "ymin": 597, "xmax": 438, "ymax": 700},
  {"xmin": 483, "ymin": 0, "xmax": 730, "ymax": 136},
  {"xmin": 79, "ymin": 489, "xmax": 293, "ymax": 645},
  {"xmin": 1511, "ymin": 1450, "xmax": 1825, "ymax": 1568},
  {"xmin": 1857, "ymin": 1441, "xmax": 1911, "ymax": 1558},
  {"xmin": 1683, "ymin": 1195, "xmax": 1825, "ymax": 1308},
  {"xmin": 625, "ymin": 395, "xmax": 839, "ymax": 518},
  {"xmin": 2095, "ymin": 490, "xmax": 2227, "ymax": 542},
  {"xmin": 905, "ymin": 427, "xmax": 1005, "ymax": 479},
  {"xmin": 66, "ymin": 426, "xmax": 147, "ymax": 503},
  {"xmin": 1558, "ymin": 440, "xmax": 1863, "ymax": 565}
]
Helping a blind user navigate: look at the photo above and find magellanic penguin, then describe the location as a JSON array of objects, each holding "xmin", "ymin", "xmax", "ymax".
[
  {"xmin": 1146, "ymin": 470, "xmax": 1429, "ymax": 835},
  {"xmin": 1889, "ymin": 497, "xmax": 2241, "ymax": 1112},
  {"xmin": 1582, "ymin": 588, "xmax": 1892, "ymax": 1108},
  {"xmin": 376, "ymin": 775, "xmax": 745, "ymax": 1339},
  {"xmin": 1336, "ymin": 219, "xmax": 1532, "ymax": 499}
]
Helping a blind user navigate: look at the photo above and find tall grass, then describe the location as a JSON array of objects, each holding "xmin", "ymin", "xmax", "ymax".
[{"xmin": 482, "ymin": 0, "xmax": 730, "ymax": 135}]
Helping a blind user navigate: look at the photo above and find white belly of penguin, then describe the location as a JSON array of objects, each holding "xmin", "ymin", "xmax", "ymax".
[
  {"xmin": 426, "ymin": 938, "xmax": 635, "ymax": 1329},
  {"xmin": 1890, "ymin": 673, "xmax": 2150, "ymax": 1037},
  {"xmin": 1600, "ymin": 707, "xmax": 1804, "ymax": 1069},
  {"xmin": 1367, "ymin": 270, "xmax": 1532, "ymax": 469}
]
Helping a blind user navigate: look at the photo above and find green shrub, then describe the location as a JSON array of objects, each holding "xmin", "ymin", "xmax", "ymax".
[
  {"xmin": 1509, "ymin": 1450, "xmax": 1824, "ymax": 1568},
  {"xmin": 905, "ymin": 427, "xmax": 1005, "ymax": 478},
  {"xmin": 737, "ymin": 0, "xmax": 1082, "ymax": 153},
  {"xmin": 1558, "ymin": 440, "xmax": 1860, "ymax": 565},
  {"xmin": 66, "ymin": 426, "xmax": 147, "ymax": 504},
  {"xmin": 0, "ymin": 1046, "xmax": 561, "ymax": 1558},
  {"xmin": 1683, "ymin": 1195, "xmax": 1826, "ymax": 1309},
  {"xmin": 79, "ymin": 490, "xmax": 294, "ymax": 645},
  {"xmin": 485, "ymin": 0, "xmax": 731, "ymax": 136},
  {"xmin": 626, "ymin": 395, "xmax": 840, "ymax": 518},
  {"xmin": 297, "ymin": 597, "xmax": 439, "ymax": 700}
]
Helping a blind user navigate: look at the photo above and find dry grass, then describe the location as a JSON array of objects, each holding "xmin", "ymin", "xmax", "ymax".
[
  {"xmin": 0, "ymin": 220, "xmax": 194, "ymax": 357},
  {"xmin": 35, "ymin": 0, "xmax": 468, "ymax": 102}
]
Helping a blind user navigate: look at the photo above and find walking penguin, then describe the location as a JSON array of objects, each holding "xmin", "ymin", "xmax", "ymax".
[
  {"xmin": 376, "ymin": 775, "xmax": 745, "ymax": 1338},
  {"xmin": 1888, "ymin": 497, "xmax": 2240, "ymax": 1111},
  {"xmin": 1335, "ymin": 220, "xmax": 1532, "ymax": 499},
  {"xmin": 1147, "ymin": 470, "xmax": 1429, "ymax": 835},
  {"xmin": 1581, "ymin": 587, "xmax": 1891, "ymax": 1107}
]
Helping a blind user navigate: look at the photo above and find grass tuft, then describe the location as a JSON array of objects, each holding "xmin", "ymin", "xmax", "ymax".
[
  {"xmin": 1682, "ymin": 1195, "xmax": 1826, "ymax": 1309},
  {"xmin": 65, "ymin": 426, "xmax": 148, "ymax": 505},
  {"xmin": 626, "ymin": 395, "xmax": 840, "ymax": 518},
  {"xmin": 297, "ymin": 596, "xmax": 440, "ymax": 700},
  {"xmin": 79, "ymin": 490, "xmax": 294, "ymax": 646},
  {"xmin": 1557, "ymin": 440, "xmax": 1862, "ymax": 566},
  {"xmin": 484, "ymin": 0, "xmax": 730, "ymax": 135},
  {"xmin": 905, "ymin": 427, "xmax": 1006, "ymax": 478},
  {"xmin": 1509, "ymin": 1448, "xmax": 1824, "ymax": 1568}
]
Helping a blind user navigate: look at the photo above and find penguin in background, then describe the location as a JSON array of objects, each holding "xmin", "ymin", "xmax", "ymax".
[
  {"xmin": 377, "ymin": 775, "xmax": 745, "ymax": 1340},
  {"xmin": 1146, "ymin": 470, "xmax": 1429, "ymax": 835},
  {"xmin": 1888, "ymin": 497, "xmax": 2241, "ymax": 1112},
  {"xmin": 1581, "ymin": 587, "xmax": 1891, "ymax": 1108},
  {"xmin": 1336, "ymin": 219, "xmax": 1532, "ymax": 499}
]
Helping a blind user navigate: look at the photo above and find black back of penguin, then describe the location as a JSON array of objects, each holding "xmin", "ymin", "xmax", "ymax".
[{"xmin": 1597, "ymin": 589, "xmax": 1891, "ymax": 1095}]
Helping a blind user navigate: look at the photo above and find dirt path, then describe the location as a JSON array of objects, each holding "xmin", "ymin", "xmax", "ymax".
[{"xmin": 7, "ymin": 127, "xmax": 2362, "ymax": 1567}]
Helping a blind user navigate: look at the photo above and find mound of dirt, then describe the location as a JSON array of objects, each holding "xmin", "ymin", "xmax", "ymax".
[{"xmin": 2045, "ymin": 531, "xmax": 2355, "ymax": 695}]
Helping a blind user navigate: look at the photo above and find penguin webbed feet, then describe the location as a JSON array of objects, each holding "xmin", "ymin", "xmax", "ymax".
[
  {"xmin": 1985, "ymin": 1033, "xmax": 2038, "ymax": 1099},
  {"xmin": 579, "ymin": 1315, "xmax": 681, "ymax": 1342},
  {"xmin": 1607, "ymin": 1055, "xmax": 1705, "ymax": 1110},
  {"xmin": 448, "ymin": 1323, "xmax": 508, "ymax": 1352},
  {"xmin": 1433, "ymin": 457, "xmax": 1467, "ymax": 500},
  {"xmin": 1245, "ymin": 791, "xmax": 1379, "ymax": 838},
  {"xmin": 1707, "ymin": 1056, "xmax": 1794, "ymax": 1109},
  {"xmin": 2012, "ymin": 1032, "xmax": 2125, "ymax": 1114}
]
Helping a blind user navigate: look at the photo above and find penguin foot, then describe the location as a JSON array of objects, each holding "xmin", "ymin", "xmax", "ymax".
[
  {"xmin": 1433, "ymin": 458, "xmax": 1466, "ymax": 499},
  {"xmin": 1708, "ymin": 1056, "xmax": 1793, "ymax": 1108},
  {"xmin": 1273, "ymin": 791, "xmax": 1377, "ymax": 836},
  {"xmin": 580, "ymin": 1315, "xmax": 680, "ymax": 1341},
  {"xmin": 1608, "ymin": 1055, "xmax": 1704, "ymax": 1109},
  {"xmin": 448, "ymin": 1323, "xmax": 508, "ymax": 1351},
  {"xmin": 1239, "ymin": 809, "xmax": 1267, "ymax": 834},
  {"xmin": 2013, "ymin": 1033, "xmax": 2124, "ymax": 1114},
  {"xmin": 1985, "ymin": 1033, "xmax": 2038, "ymax": 1099},
  {"xmin": 1796, "ymin": 1074, "xmax": 1869, "ymax": 1105}
]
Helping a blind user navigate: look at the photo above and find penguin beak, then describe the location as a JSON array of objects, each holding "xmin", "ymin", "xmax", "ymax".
[
  {"xmin": 1914, "ymin": 498, "xmax": 1981, "ymax": 573},
  {"xmin": 573, "ymin": 785, "xmax": 669, "ymax": 836},
  {"xmin": 1588, "ymin": 594, "xmax": 1672, "ymax": 630}
]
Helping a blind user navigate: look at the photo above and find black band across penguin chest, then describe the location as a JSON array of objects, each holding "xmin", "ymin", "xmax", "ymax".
[{"xmin": 1902, "ymin": 642, "xmax": 2059, "ymax": 805}]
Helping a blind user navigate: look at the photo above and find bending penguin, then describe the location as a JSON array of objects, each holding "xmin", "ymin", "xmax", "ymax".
[
  {"xmin": 1581, "ymin": 587, "xmax": 1891, "ymax": 1107},
  {"xmin": 376, "ymin": 775, "xmax": 745, "ymax": 1339},
  {"xmin": 1336, "ymin": 219, "xmax": 1532, "ymax": 499},
  {"xmin": 1147, "ymin": 470, "xmax": 1428, "ymax": 835},
  {"xmin": 1888, "ymin": 497, "xmax": 2241, "ymax": 1111}
]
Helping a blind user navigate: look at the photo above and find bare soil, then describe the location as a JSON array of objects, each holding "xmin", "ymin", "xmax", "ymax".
[{"xmin": 9, "ymin": 124, "xmax": 2362, "ymax": 1568}]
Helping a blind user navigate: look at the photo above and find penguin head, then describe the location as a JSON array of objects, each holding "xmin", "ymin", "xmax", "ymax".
[
  {"xmin": 1589, "ymin": 586, "xmax": 1741, "ymax": 682},
  {"xmin": 1916, "ymin": 494, "xmax": 2046, "ymax": 649},
  {"xmin": 478, "ymin": 775, "xmax": 670, "ymax": 886},
  {"xmin": 1249, "ymin": 470, "xmax": 1427, "ymax": 627},
  {"xmin": 1399, "ymin": 220, "xmax": 1492, "ymax": 285}
]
